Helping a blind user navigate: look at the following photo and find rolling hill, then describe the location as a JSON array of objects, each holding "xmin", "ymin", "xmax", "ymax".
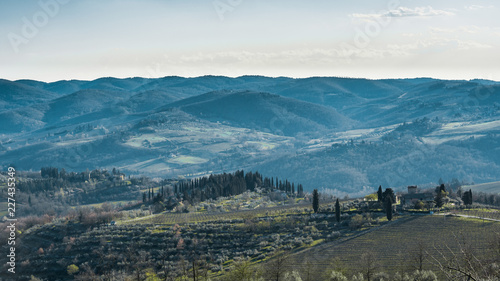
[
  {"xmin": 159, "ymin": 90, "xmax": 355, "ymax": 136},
  {"xmin": 0, "ymin": 79, "xmax": 59, "ymax": 112},
  {"xmin": 0, "ymin": 75, "xmax": 499, "ymax": 194}
]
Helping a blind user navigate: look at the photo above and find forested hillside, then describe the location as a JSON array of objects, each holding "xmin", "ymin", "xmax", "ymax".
[{"xmin": 1, "ymin": 76, "xmax": 499, "ymax": 193}]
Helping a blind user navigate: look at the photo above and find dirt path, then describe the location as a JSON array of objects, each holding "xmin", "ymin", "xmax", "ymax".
[{"xmin": 434, "ymin": 212, "xmax": 500, "ymax": 222}]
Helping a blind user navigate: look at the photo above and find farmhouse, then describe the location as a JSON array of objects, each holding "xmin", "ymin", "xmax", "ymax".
[{"xmin": 401, "ymin": 185, "xmax": 434, "ymax": 206}]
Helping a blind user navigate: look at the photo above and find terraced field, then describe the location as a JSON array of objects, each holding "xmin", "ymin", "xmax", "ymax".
[
  {"xmin": 124, "ymin": 202, "xmax": 317, "ymax": 225},
  {"xmin": 289, "ymin": 215, "xmax": 500, "ymax": 278}
]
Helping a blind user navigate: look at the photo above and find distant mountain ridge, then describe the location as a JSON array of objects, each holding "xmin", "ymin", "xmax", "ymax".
[{"xmin": 1, "ymin": 75, "xmax": 499, "ymax": 194}]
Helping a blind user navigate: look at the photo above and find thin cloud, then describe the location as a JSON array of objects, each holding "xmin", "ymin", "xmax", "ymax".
[
  {"xmin": 351, "ymin": 6, "xmax": 454, "ymax": 19},
  {"xmin": 465, "ymin": 5, "xmax": 494, "ymax": 11}
]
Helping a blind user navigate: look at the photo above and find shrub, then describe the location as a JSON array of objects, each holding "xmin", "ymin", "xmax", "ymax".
[
  {"xmin": 349, "ymin": 214, "xmax": 364, "ymax": 229},
  {"xmin": 293, "ymin": 237, "xmax": 303, "ymax": 247},
  {"xmin": 328, "ymin": 270, "xmax": 347, "ymax": 281},
  {"xmin": 372, "ymin": 272, "xmax": 390, "ymax": 281},
  {"xmin": 392, "ymin": 272, "xmax": 411, "ymax": 281},
  {"xmin": 351, "ymin": 273, "xmax": 364, "ymax": 281},
  {"xmin": 414, "ymin": 200, "xmax": 425, "ymax": 210},
  {"xmin": 67, "ymin": 264, "xmax": 79, "ymax": 275},
  {"xmin": 283, "ymin": 270, "xmax": 303, "ymax": 281},
  {"xmin": 303, "ymin": 236, "xmax": 313, "ymax": 245},
  {"xmin": 412, "ymin": 270, "xmax": 437, "ymax": 281}
]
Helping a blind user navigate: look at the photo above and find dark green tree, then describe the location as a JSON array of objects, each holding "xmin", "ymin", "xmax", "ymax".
[
  {"xmin": 439, "ymin": 183, "xmax": 446, "ymax": 193},
  {"xmin": 462, "ymin": 190, "xmax": 472, "ymax": 205},
  {"xmin": 312, "ymin": 189, "xmax": 319, "ymax": 213},
  {"xmin": 335, "ymin": 198, "xmax": 341, "ymax": 222},
  {"xmin": 435, "ymin": 191, "xmax": 445, "ymax": 208},
  {"xmin": 385, "ymin": 196, "xmax": 393, "ymax": 221},
  {"xmin": 462, "ymin": 191, "xmax": 469, "ymax": 205},
  {"xmin": 377, "ymin": 185, "xmax": 383, "ymax": 202},
  {"xmin": 382, "ymin": 188, "xmax": 395, "ymax": 208}
]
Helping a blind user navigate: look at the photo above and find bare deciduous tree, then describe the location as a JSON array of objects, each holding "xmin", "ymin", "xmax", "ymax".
[
  {"xmin": 359, "ymin": 251, "xmax": 378, "ymax": 281},
  {"xmin": 430, "ymin": 233, "xmax": 497, "ymax": 281},
  {"xmin": 265, "ymin": 251, "xmax": 290, "ymax": 281},
  {"xmin": 410, "ymin": 241, "xmax": 428, "ymax": 271}
]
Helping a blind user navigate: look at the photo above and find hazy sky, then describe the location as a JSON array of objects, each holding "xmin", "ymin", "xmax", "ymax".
[{"xmin": 1, "ymin": 0, "xmax": 499, "ymax": 82}]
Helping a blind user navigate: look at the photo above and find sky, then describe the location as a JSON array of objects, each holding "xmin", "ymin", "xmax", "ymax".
[{"xmin": 0, "ymin": 0, "xmax": 499, "ymax": 82}]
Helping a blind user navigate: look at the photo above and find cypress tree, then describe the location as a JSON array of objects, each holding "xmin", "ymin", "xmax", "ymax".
[
  {"xmin": 385, "ymin": 197, "xmax": 393, "ymax": 221},
  {"xmin": 335, "ymin": 198, "xmax": 341, "ymax": 222},
  {"xmin": 377, "ymin": 185, "xmax": 383, "ymax": 202},
  {"xmin": 312, "ymin": 189, "xmax": 319, "ymax": 213}
]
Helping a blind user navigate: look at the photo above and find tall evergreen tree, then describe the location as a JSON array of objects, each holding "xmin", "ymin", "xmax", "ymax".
[
  {"xmin": 385, "ymin": 196, "xmax": 393, "ymax": 221},
  {"xmin": 377, "ymin": 185, "xmax": 383, "ymax": 202},
  {"xmin": 435, "ymin": 191, "xmax": 445, "ymax": 208},
  {"xmin": 335, "ymin": 198, "xmax": 341, "ymax": 222},
  {"xmin": 312, "ymin": 189, "xmax": 319, "ymax": 213}
]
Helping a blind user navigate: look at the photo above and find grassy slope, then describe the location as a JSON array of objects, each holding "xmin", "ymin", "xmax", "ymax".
[
  {"xmin": 463, "ymin": 181, "xmax": 500, "ymax": 194},
  {"xmin": 288, "ymin": 215, "xmax": 499, "ymax": 277}
]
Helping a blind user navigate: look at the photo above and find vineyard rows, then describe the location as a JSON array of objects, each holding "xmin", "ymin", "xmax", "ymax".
[{"xmin": 289, "ymin": 215, "xmax": 499, "ymax": 278}]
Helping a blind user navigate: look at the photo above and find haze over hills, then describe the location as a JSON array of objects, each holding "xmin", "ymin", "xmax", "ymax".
[{"xmin": 1, "ymin": 76, "xmax": 500, "ymax": 195}]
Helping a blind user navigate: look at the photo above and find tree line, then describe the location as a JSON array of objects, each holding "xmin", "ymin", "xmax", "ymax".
[{"xmin": 144, "ymin": 170, "xmax": 305, "ymax": 207}]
